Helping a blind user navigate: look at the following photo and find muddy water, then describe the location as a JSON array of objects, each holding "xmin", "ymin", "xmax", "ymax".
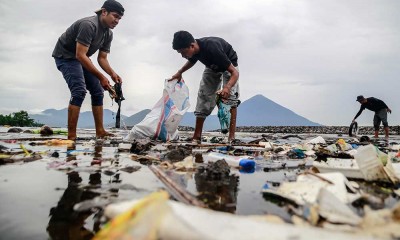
[{"xmin": 0, "ymin": 127, "xmax": 399, "ymax": 239}]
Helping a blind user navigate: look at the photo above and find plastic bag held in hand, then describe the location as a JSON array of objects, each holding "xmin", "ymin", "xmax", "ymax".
[
  {"xmin": 124, "ymin": 79, "xmax": 190, "ymax": 142},
  {"xmin": 216, "ymin": 96, "xmax": 231, "ymax": 134}
]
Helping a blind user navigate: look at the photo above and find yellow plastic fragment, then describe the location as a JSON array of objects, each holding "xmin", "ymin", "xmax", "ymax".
[
  {"xmin": 45, "ymin": 139, "xmax": 75, "ymax": 146},
  {"xmin": 19, "ymin": 144, "xmax": 31, "ymax": 156},
  {"xmin": 94, "ymin": 191, "xmax": 170, "ymax": 240}
]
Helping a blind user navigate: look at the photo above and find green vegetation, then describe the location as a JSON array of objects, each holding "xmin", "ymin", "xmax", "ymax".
[{"xmin": 0, "ymin": 111, "xmax": 43, "ymax": 127}]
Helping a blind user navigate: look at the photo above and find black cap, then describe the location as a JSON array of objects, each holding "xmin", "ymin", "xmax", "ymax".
[
  {"xmin": 356, "ymin": 95, "xmax": 364, "ymax": 102},
  {"xmin": 95, "ymin": 0, "xmax": 124, "ymax": 16}
]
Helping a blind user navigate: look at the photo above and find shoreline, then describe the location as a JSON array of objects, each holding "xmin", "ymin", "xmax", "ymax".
[{"xmin": 179, "ymin": 125, "xmax": 400, "ymax": 135}]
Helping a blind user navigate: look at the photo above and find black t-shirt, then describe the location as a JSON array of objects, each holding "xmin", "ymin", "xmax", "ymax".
[
  {"xmin": 354, "ymin": 97, "xmax": 389, "ymax": 119},
  {"xmin": 52, "ymin": 15, "xmax": 113, "ymax": 59},
  {"xmin": 188, "ymin": 37, "xmax": 238, "ymax": 72}
]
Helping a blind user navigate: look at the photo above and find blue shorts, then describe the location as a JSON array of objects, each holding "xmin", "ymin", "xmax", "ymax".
[{"xmin": 54, "ymin": 58, "xmax": 104, "ymax": 107}]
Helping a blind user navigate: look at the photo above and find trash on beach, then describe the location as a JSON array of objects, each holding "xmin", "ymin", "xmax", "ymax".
[
  {"xmin": 354, "ymin": 144, "xmax": 388, "ymax": 181},
  {"xmin": 95, "ymin": 191, "xmax": 371, "ymax": 240},
  {"xmin": 262, "ymin": 172, "xmax": 361, "ymax": 205},
  {"xmin": 2, "ymin": 128, "xmax": 400, "ymax": 239},
  {"xmin": 259, "ymin": 141, "xmax": 274, "ymax": 150},
  {"xmin": 317, "ymin": 187, "xmax": 362, "ymax": 225},
  {"xmin": 29, "ymin": 139, "xmax": 75, "ymax": 146},
  {"xmin": 0, "ymin": 153, "xmax": 42, "ymax": 164},
  {"xmin": 307, "ymin": 136, "xmax": 326, "ymax": 144},
  {"xmin": 287, "ymin": 148, "xmax": 306, "ymax": 159},
  {"xmin": 336, "ymin": 139, "xmax": 353, "ymax": 151},
  {"xmin": 313, "ymin": 158, "xmax": 364, "ymax": 179},
  {"xmin": 202, "ymin": 152, "xmax": 255, "ymax": 171},
  {"xmin": 130, "ymin": 153, "xmax": 161, "ymax": 164},
  {"xmin": 173, "ymin": 155, "xmax": 195, "ymax": 171},
  {"xmin": 313, "ymin": 144, "xmax": 400, "ymax": 183},
  {"xmin": 359, "ymin": 203, "xmax": 400, "ymax": 239},
  {"xmin": 0, "ymin": 143, "xmax": 42, "ymax": 164},
  {"xmin": 117, "ymin": 143, "xmax": 132, "ymax": 152}
]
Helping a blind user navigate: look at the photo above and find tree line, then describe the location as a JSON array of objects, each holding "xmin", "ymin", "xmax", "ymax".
[{"xmin": 0, "ymin": 111, "xmax": 43, "ymax": 127}]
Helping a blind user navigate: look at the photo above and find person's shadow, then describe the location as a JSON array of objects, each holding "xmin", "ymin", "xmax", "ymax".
[
  {"xmin": 194, "ymin": 161, "xmax": 239, "ymax": 213},
  {"xmin": 46, "ymin": 144, "xmax": 105, "ymax": 240}
]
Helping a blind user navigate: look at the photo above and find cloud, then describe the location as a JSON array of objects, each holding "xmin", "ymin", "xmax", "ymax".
[{"xmin": 0, "ymin": 0, "xmax": 399, "ymax": 126}]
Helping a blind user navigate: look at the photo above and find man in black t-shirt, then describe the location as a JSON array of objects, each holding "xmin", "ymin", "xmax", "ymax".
[
  {"xmin": 170, "ymin": 31, "xmax": 240, "ymax": 143},
  {"xmin": 52, "ymin": 0, "xmax": 124, "ymax": 140},
  {"xmin": 352, "ymin": 95, "xmax": 392, "ymax": 139}
]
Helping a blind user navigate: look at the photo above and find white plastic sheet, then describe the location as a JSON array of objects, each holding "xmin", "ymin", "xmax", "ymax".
[
  {"xmin": 100, "ymin": 191, "xmax": 371, "ymax": 240},
  {"xmin": 125, "ymin": 80, "xmax": 190, "ymax": 142}
]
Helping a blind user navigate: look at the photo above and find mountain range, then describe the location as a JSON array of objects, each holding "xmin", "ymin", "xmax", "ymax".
[{"xmin": 30, "ymin": 94, "xmax": 320, "ymax": 129}]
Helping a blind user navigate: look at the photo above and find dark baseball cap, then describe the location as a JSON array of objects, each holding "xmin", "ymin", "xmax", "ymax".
[
  {"xmin": 95, "ymin": 0, "xmax": 124, "ymax": 16},
  {"xmin": 356, "ymin": 95, "xmax": 364, "ymax": 102}
]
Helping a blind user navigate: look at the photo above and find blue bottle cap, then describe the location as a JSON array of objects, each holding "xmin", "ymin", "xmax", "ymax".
[{"xmin": 239, "ymin": 159, "xmax": 256, "ymax": 170}]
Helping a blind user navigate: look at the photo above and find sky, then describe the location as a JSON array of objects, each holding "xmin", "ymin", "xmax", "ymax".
[{"xmin": 0, "ymin": 0, "xmax": 399, "ymax": 126}]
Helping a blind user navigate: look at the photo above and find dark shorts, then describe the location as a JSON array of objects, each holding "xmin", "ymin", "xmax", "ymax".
[
  {"xmin": 54, "ymin": 58, "xmax": 104, "ymax": 107},
  {"xmin": 373, "ymin": 108, "xmax": 388, "ymax": 130}
]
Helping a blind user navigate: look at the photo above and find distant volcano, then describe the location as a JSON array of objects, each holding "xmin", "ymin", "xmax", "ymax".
[
  {"xmin": 179, "ymin": 94, "xmax": 321, "ymax": 130},
  {"xmin": 31, "ymin": 94, "xmax": 320, "ymax": 129}
]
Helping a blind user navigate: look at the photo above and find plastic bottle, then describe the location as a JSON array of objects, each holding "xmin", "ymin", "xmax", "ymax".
[
  {"xmin": 202, "ymin": 152, "xmax": 255, "ymax": 170},
  {"xmin": 354, "ymin": 144, "xmax": 386, "ymax": 181}
]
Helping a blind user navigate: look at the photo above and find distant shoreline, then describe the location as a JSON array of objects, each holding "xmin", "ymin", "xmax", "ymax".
[{"xmin": 178, "ymin": 125, "xmax": 400, "ymax": 135}]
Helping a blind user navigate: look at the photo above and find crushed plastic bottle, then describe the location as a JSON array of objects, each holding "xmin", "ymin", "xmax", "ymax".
[{"xmin": 202, "ymin": 152, "xmax": 255, "ymax": 171}]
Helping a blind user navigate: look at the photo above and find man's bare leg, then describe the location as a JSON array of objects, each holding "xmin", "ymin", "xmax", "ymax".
[
  {"xmin": 68, "ymin": 104, "xmax": 80, "ymax": 141},
  {"xmin": 193, "ymin": 117, "xmax": 205, "ymax": 142},
  {"xmin": 374, "ymin": 130, "xmax": 379, "ymax": 138},
  {"xmin": 228, "ymin": 107, "xmax": 237, "ymax": 141},
  {"xmin": 92, "ymin": 105, "xmax": 114, "ymax": 138},
  {"xmin": 384, "ymin": 127, "xmax": 389, "ymax": 138}
]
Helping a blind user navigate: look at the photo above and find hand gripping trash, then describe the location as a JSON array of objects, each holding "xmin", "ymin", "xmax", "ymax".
[
  {"xmin": 216, "ymin": 95, "xmax": 231, "ymax": 134},
  {"xmin": 109, "ymin": 83, "xmax": 125, "ymax": 128}
]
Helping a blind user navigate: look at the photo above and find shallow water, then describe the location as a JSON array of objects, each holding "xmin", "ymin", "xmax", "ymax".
[{"xmin": 0, "ymin": 127, "xmax": 399, "ymax": 239}]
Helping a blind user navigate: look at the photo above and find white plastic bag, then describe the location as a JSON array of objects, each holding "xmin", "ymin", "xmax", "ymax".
[{"xmin": 124, "ymin": 79, "xmax": 190, "ymax": 142}]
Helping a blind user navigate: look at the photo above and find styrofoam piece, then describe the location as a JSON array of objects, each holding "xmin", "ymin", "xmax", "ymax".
[
  {"xmin": 313, "ymin": 159, "xmax": 364, "ymax": 179},
  {"xmin": 262, "ymin": 172, "xmax": 361, "ymax": 205},
  {"xmin": 259, "ymin": 141, "xmax": 274, "ymax": 150},
  {"xmin": 307, "ymin": 136, "xmax": 326, "ymax": 144},
  {"xmin": 118, "ymin": 143, "xmax": 131, "ymax": 152},
  {"xmin": 317, "ymin": 188, "xmax": 362, "ymax": 225}
]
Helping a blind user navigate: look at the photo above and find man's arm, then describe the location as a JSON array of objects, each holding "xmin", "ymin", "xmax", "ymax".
[
  {"xmin": 378, "ymin": 99, "xmax": 391, "ymax": 113},
  {"xmin": 98, "ymin": 51, "xmax": 122, "ymax": 84},
  {"xmin": 170, "ymin": 61, "xmax": 195, "ymax": 82},
  {"xmin": 218, "ymin": 64, "xmax": 239, "ymax": 99},
  {"xmin": 75, "ymin": 42, "xmax": 112, "ymax": 90},
  {"xmin": 353, "ymin": 106, "xmax": 364, "ymax": 122}
]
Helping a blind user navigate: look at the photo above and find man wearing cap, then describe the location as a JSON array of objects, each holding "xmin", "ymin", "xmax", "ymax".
[
  {"xmin": 170, "ymin": 31, "xmax": 240, "ymax": 143},
  {"xmin": 52, "ymin": 0, "xmax": 124, "ymax": 140},
  {"xmin": 352, "ymin": 95, "xmax": 392, "ymax": 139}
]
